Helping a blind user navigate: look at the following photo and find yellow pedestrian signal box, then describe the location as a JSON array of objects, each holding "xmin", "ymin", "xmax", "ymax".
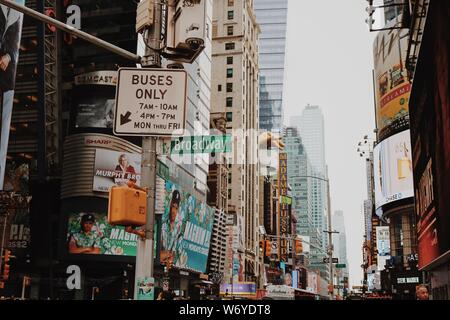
[
  {"xmin": 108, "ymin": 185, "xmax": 147, "ymax": 226},
  {"xmin": 265, "ymin": 240, "xmax": 271, "ymax": 257},
  {"xmin": 295, "ymin": 239, "xmax": 303, "ymax": 255}
]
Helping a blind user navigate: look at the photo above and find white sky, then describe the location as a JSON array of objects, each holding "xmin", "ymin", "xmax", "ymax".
[{"xmin": 284, "ymin": 0, "xmax": 377, "ymax": 288}]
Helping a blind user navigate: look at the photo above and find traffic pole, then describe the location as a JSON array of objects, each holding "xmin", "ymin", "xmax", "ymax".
[
  {"xmin": 325, "ymin": 179, "xmax": 338, "ymax": 300},
  {"xmin": 133, "ymin": 0, "xmax": 164, "ymax": 300}
]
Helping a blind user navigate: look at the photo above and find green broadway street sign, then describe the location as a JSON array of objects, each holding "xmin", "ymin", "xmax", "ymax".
[
  {"xmin": 336, "ymin": 264, "xmax": 346, "ymax": 269},
  {"xmin": 170, "ymin": 135, "xmax": 231, "ymax": 154}
]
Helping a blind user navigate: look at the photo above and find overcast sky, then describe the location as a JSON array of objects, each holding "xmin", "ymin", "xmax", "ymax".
[{"xmin": 284, "ymin": 0, "xmax": 377, "ymax": 288}]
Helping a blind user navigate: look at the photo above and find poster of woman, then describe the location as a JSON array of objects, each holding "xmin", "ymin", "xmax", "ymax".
[{"xmin": 0, "ymin": 1, "xmax": 24, "ymax": 189}]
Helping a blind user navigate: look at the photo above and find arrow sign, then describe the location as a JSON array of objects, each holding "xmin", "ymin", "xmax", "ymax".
[{"xmin": 120, "ymin": 111, "xmax": 132, "ymax": 125}]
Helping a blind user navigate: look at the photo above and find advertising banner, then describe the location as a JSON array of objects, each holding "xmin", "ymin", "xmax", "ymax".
[
  {"xmin": 307, "ymin": 271, "xmax": 318, "ymax": 294},
  {"xmin": 373, "ymin": 18, "xmax": 410, "ymax": 138},
  {"xmin": 0, "ymin": 1, "xmax": 24, "ymax": 189},
  {"xmin": 73, "ymin": 71, "xmax": 117, "ymax": 129},
  {"xmin": 375, "ymin": 226, "xmax": 390, "ymax": 256},
  {"xmin": 67, "ymin": 211, "xmax": 139, "ymax": 256},
  {"xmin": 1, "ymin": 162, "xmax": 30, "ymax": 260},
  {"xmin": 93, "ymin": 149, "xmax": 141, "ymax": 192},
  {"xmin": 373, "ymin": 130, "xmax": 414, "ymax": 210},
  {"xmin": 291, "ymin": 271, "xmax": 298, "ymax": 289},
  {"xmin": 278, "ymin": 152, "xmax": 288, "ymax": 262},
  {"xmin": 219, "ymin": 282, "xmax": 256, "ymax": 296},
  {"xmin": 160, "ymin": 180, "xmax": 214, "ymax": 273},
  {"xmin": 136, "ymin": 277, "xmax": 155, "ymax": 300},
  {"xmin": 265, "ymin": 285, "xmax": 295, "ymax": 300}
]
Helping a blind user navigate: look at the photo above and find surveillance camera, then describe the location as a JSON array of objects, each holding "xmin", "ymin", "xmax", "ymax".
[{"xmin": 186, "ymin": 37, "xmax": 203, "ymax": 51}]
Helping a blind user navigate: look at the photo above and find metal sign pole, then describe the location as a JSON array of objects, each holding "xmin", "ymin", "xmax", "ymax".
[{"xmin": 133, "ymin": 0, "xmax": 164, "ymax": 300}]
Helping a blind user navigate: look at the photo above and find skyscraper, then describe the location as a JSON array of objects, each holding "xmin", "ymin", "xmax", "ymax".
[
  {"xmin": 254, "ymin": 0, "xmax": 288, "ymax": 134},
  {"xmin": 291, "ymin": 105, "xmax": 329, "ymax": 278},
  {"xmin": 283, "ymin": 127, "xmax": 313, "ymax": 238},
  {"xmin": 332, "ymin": 211, "xmax": 349, "ymax": 276},
  {"xmin": 211, "ymin": 0, "xmax": 260, "ymax": 284},
  {"xmin": 291, "ymin": 105, "xmax": 326, "ymax": 174}
]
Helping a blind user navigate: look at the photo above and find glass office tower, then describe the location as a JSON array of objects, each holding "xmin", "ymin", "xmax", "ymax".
[{"xmin": 254, "ymin": 0, "xmax": 288, "ymax": 134}]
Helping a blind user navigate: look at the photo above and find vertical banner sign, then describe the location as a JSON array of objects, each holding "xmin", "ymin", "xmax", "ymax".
[
  {"xmin": 278, "ymin": 153, "xmax": 288, "ymax": 262},
  {"xmin": 0, "ymin": 0, "xmax": 25, "ymax": 189}
]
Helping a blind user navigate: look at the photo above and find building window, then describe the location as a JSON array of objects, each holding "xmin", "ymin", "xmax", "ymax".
[
  {"xmin": 225, "ymin": 42, "xmax": 235, "ymax": 50},
  {"xmin": 226, "ymin": 112, "xmax": 232, "ymax": 122},
  {"xmin": 218, "ymin": 84, "xmax": 222, "ymax": 91},
  {"xmin": 226, "ymin": 68, "xmax": 233, "ymax": 78},
  {"xmin": 212, "ymin": 23, "xmax": 218, "ymax": 38},
  {"xmin": 227, "ymin": 25, "xmax": 234, "ymax": 36},
  {"xmin": 228, "ymin": 189, "xmax": 232, "ymax": 200},
  {"xmin": 228, "ymin": 10, "xmax": 234, "ymax": 20},
  {"xmin": 228, "ymin": 0, "xmax": 234, "ymax": 6},
  {"xmin": 226, "ymin": 83, "xmax": 233, "ymax": 92},
  {"xmin": 226, "ymin": 97, "xmax": 233, "ymax": 107},
  {"xmin": 227, "ymin": 56, "xmax": 233, "ymax": 65}
]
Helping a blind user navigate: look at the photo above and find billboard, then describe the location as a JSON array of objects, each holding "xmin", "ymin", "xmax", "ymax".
[
  {"xmin": 373, "ymin": 130, "xmax": 414, "ymax": 210},
  {"xmin": 93, "ymin": 149, "xmax": 141, "ymax": 192},
  {"xmin": 376, "ymin": 226, "xmax": 391, "ymax": 271},
  {"xmin": 72, "ymin": 71, "xmax": 117, "ymax": 129},
  {"xmin": 373, "ymin": 18, "xmax": 410, "ymax": 139},
  {"xmin": 219, "ymin": 282, "xmax": 256, "ymax": 296},
  {"xmin": 159, "ymin": 180, "xmax": 214, "ymax": 273},
  {"xmin": 67, "ymin": 211, "xmax": 139, "ymax": 256},
  {"xmin": 0, "ymin": 1, "xmax": 24, "ymax": 189},
  {"xmin": 375, "ymin": 226, "xmax": 390, "ymax": 256},
  {"xmin": 410, "ymin": 74, "xmax": 450, "ymax": 269},
  {"xmin": 306, "ymin": 271, "xmax": 318, "ymax": 294}
]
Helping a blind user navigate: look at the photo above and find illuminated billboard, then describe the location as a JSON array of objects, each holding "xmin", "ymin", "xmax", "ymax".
[
  {"xmin": 373, "ymin": 130, "xmax": 414, "ymax": 210},
  {"xmin": 67, "ymin": 211, "xmax": 139, "ymax": 256},
  {"xmin": 93, "ymin": 149, "xmax": 141, "ymax": 192},
  {"xmin": 373, "ymin": 18, "xmax": 410, "ymax": 139},
  {"xmin": 160, "ymin": 180, "xmax": 214, "ymax": 273},
  {"xmin": 72, "ymin": 71, "xmax": 117, "ymax": 129}
]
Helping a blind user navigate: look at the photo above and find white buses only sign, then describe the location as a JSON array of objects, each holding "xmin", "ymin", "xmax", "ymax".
[{"xmin": 113, "ymin": 68, "xmax": 187, "ymax": 136}]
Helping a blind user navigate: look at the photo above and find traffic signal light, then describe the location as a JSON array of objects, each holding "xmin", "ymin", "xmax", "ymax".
[
  {"xmin": 259, "ymin": 241, "xmax": 264, "ymax": 254},
  {"xmin": 3, "ymin": 249, "xmax": 11, "ymax": 263},
  {"xmin": 328, "ymin": 283, "xmax": 334, "ymax": 294},
  {"xmin": 265, "ymin": 240, "xmax": 271, "ymax": 257},
  {"xmin": 2, "ymin": 249, "xmax": 11, "ymax": 281}
]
